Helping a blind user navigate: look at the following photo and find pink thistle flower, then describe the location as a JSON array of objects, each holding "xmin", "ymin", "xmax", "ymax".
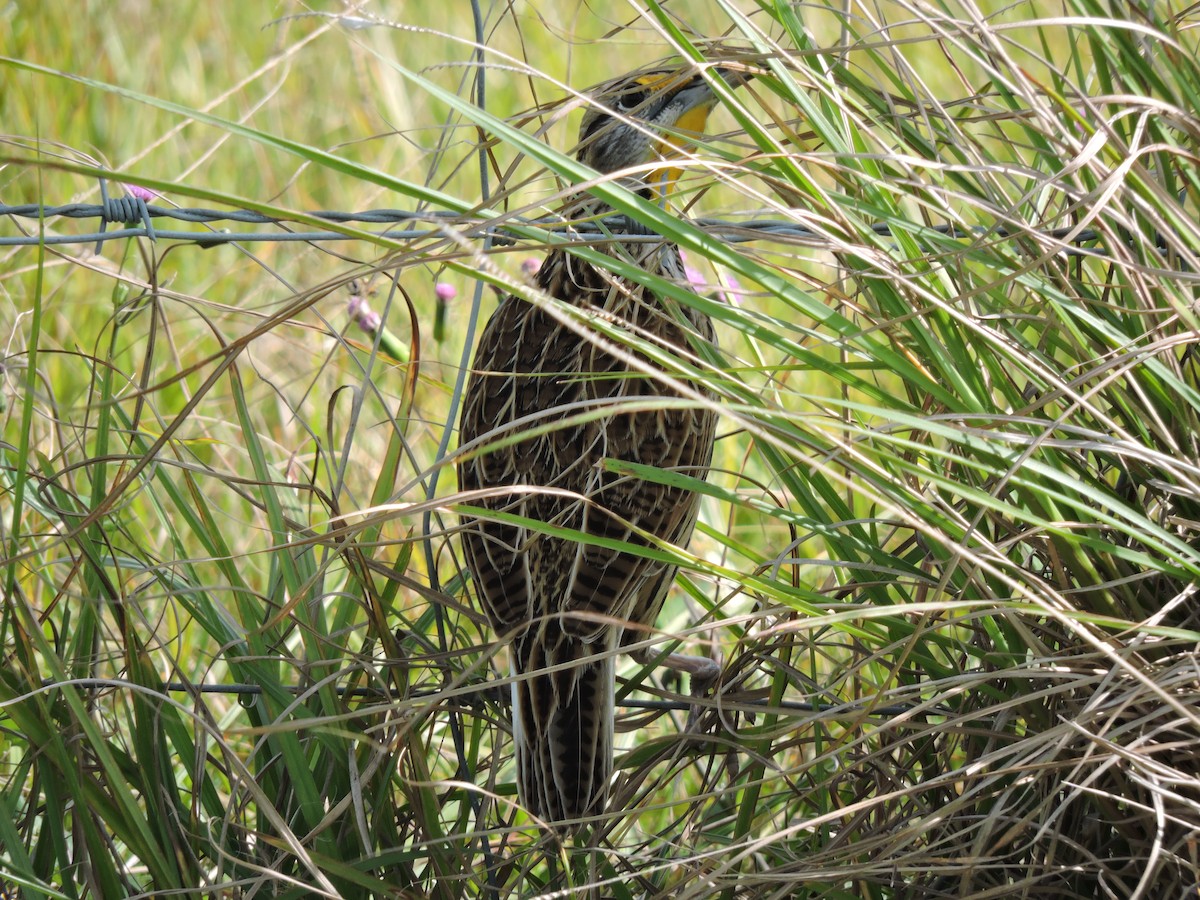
[
  {"xmin": 357, "ymin": 308, "xmax": 381, "ymax": 332},
  {"xmin": 718, "ymin": 272, "xmax": 743, "ymax": 304},
  {"xmin": 347, "ymin": 293, "xmax": 380, "ymax": 334},
  {"xmin": 678, "ymin": 252, "xmax": 705, "ymax": 290},
  {"xmin": 122, "ymin": 183, "xmax": 160, "ymax": 202}
]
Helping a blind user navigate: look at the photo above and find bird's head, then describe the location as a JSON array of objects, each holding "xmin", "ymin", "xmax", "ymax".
[{"xmin": 575, "ymin": 66, "xmax": 743, "ymax": 196}]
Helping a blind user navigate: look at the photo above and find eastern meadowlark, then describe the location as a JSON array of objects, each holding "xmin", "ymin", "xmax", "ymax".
[{"xmin": 458, "ymin": 66, "xmax": 736, "ymax": 825}]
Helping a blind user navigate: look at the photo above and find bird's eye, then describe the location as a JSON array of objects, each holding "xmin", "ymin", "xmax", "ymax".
[{"xmin": 615, "ymin": 88, "xmax": 649, "ymax": 112}]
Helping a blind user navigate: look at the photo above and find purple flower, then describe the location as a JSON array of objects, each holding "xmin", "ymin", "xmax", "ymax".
[
  {"xmin": 122, "ymin": 183, "xmax": 160, "ymax": 202},
  {"xmin": 357, "ymin": 308, "xmax": 381, "ymax": 332},
  {"xmin": 718, "ymin": 272, "xmax": 743, "ymax": 304},
  {"xmin": 521, "ymin": 257, "xmax": 542, "ymax": 277},
  {"xmin": 347, "ymin": 293, "xmax": 380, "ymax": 334},
  {"xmin": 435, "ymin": 282, "xmax": 457, "ymax": 303},
  {"xmin": 678, "ymin": 251, "xmax": 705, "ymax": 290}
]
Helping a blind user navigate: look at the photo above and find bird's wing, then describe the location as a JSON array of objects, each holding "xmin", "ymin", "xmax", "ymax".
[{"xmin": 459, "ymin": 247, "xmax": 716, "ymax": 639}]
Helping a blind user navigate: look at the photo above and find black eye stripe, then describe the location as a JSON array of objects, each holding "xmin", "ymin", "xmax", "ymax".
[
  {"xmin": 580, "ymin": 79, "xmax": 671, "ymax": 144},
  {"xmin": 615, "ymin": 88, "xmax": 649, "ymax": 111}
]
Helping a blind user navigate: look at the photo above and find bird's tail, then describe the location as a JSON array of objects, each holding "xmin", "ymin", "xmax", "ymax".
[{"xmin": 511, "ymin": 622, "xmax": 615, "ymax": 825}]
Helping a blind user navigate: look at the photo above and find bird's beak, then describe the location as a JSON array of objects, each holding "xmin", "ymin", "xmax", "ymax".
[
  {"xmin": 650, "ymin": 67, "xmax": 748, "ymax": 196},
  {"xmin": 664, "ymin": 67, "xmax": 749, "ymax": 134}
]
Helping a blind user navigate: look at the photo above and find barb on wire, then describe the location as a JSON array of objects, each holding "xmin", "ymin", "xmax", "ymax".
[{"xmin": 96, "ymin": 179, "xmax": 156, "ymax": 251}]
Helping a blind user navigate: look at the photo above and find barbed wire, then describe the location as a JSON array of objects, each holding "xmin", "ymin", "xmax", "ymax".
[
  {"xmin": 35, "ymin": 676, "xmax": 949, "ymax": 719},
  {"xmin": 0, "ymin": 196, "xmax": 1138, "ymax": 260}
]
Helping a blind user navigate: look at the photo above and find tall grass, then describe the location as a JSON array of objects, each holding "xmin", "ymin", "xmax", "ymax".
[{"xmin": 2, "ymin": 1, "xmax": 1199, "ymax": 897}]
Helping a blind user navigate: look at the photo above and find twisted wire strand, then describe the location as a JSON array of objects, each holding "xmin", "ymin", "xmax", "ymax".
[
  {"xmin": 32, "ymin": 676, "xmax": 949, "ymax": 719},
  {"xmin": 2, "ymin": 196, "xmax": 1142, "ymax": 260}
]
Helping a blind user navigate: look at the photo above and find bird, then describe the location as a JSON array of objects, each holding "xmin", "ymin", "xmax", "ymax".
[{"xmin": 457, "ymin": 65, "xmax": 736, "ymax": 826}]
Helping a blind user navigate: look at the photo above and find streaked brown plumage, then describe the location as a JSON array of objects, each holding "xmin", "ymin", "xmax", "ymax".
[{"xmin": 458, "ymin": 67, "xmax": 731, "ymax": 826}]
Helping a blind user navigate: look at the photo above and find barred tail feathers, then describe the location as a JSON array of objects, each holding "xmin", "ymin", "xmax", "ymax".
[{"xmin": 511, "ymin": 623, "xmax": 615, "ymax": 823}]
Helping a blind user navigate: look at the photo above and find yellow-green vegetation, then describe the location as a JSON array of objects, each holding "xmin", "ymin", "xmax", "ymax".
[{"xmin": 2, "ymin": 1, "xmax": 1199, "ymax": 897}]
